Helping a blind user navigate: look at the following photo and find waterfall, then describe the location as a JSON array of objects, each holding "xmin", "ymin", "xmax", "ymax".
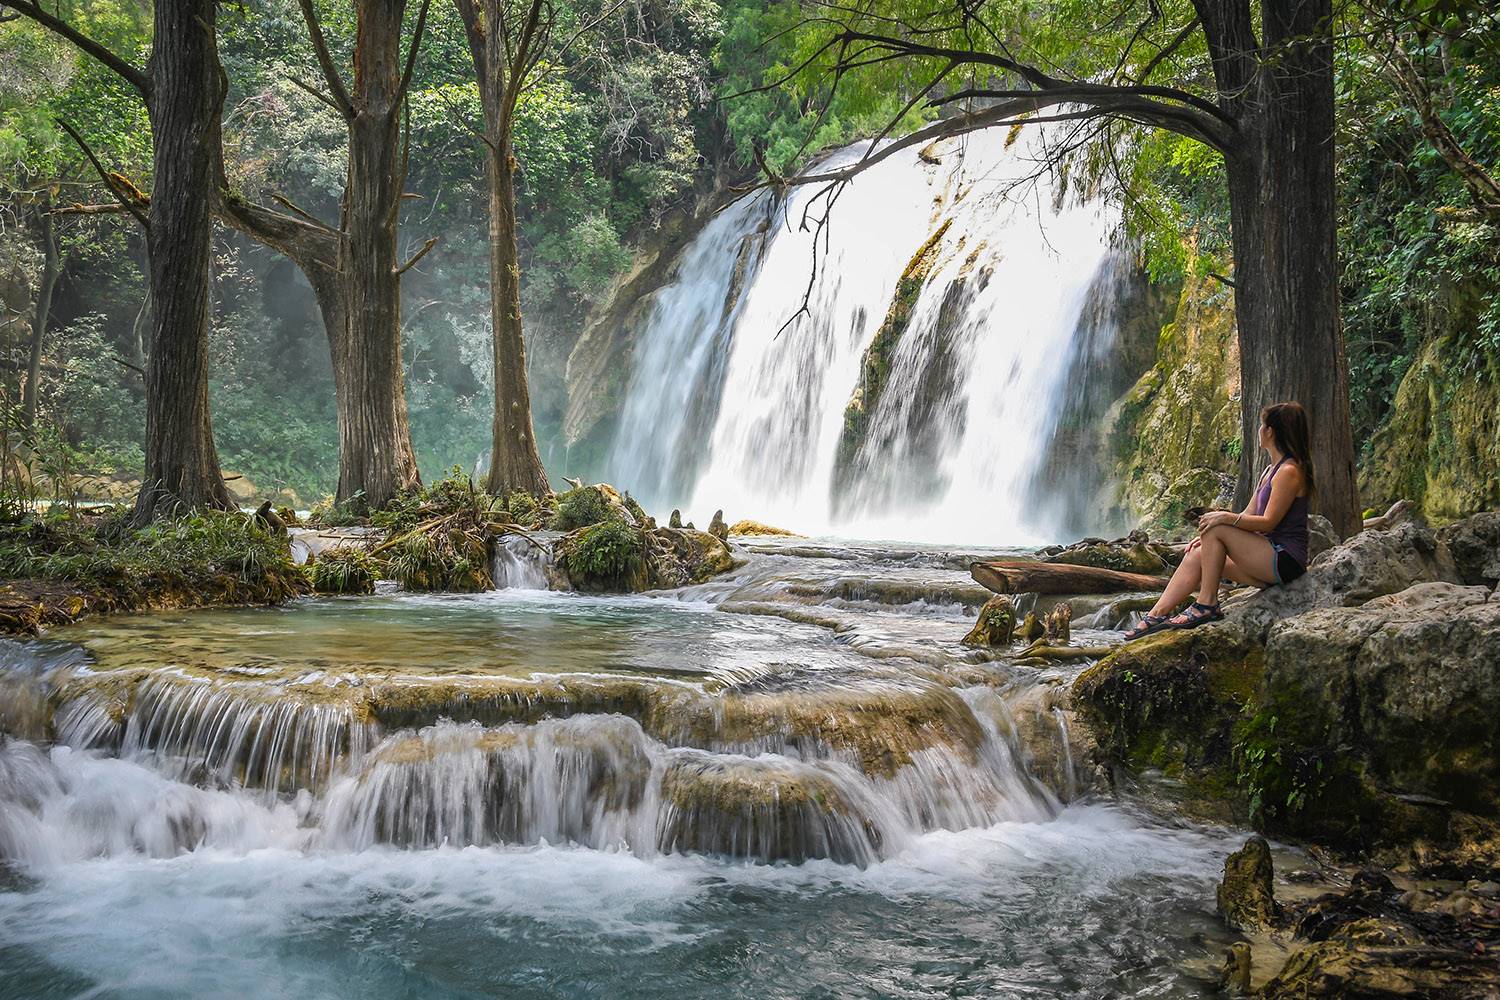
[
  {"xmin": 603, "ymin": 129, "xmax": 1123, "ymax": 545},
  {"xmin": 492, "ymin": 533, "xmax": 553, "ymax": 590}
]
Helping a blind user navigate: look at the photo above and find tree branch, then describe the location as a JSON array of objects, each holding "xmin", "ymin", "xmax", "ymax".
[
  {"xmin": 1136, "ymin": 16, "xmax": 1201, "ymax": 84},
  {"xmin": 295, "ymin": 0, "xmax": 355, "ymax": 118},
  {"xmin": 287, "ymin": 74, "xmax": 346, "ymax": 115},
  {"xmin": 396, "ymin": 0, "xmax": 435, "ymax": 103},
  {"xmin": 0, "ymin": 0, "xmax": 151, "ymax": 98},
  {"xmin": 393, "ymin": 236, "xmax": 437, "ymax": 275},
  {"xmin": 55, "ymin": 118, "xmax": 150, "ymax": 231}
]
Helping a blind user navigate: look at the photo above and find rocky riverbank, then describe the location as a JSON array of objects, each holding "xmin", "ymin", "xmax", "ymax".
[{"xmin": 1059, "ymin": 508, "xmax": 1500, "ymax": 995}]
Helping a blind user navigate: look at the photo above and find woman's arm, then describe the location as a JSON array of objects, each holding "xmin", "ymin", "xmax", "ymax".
[{"xmin": 1200, "ymin": 466, "xmax": 1303, "ymax": 533}]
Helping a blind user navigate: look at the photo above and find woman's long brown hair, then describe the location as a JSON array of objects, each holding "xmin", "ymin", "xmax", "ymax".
[{"xmin": 1261, "ymin": 401, "xmax": 1316, "ymax": 498}]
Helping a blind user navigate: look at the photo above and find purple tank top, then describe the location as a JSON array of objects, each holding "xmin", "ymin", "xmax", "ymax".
[{"xmin": 1253, "ymin": 456, "xmax": 1309, "ymax": 566}]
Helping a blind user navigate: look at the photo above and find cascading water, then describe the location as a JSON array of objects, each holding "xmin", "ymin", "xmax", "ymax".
[
  {"xmin": 0, "ymin": 543, "xmax": 1242, "ymax": 998},
  {"xmin": 604, "ymin": 129, "xmax": 1124, "ymax": 544}
]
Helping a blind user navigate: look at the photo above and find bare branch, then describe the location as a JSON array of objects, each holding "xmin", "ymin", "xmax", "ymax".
[
  {"xmin": 271, "ymin": 193, "xmax": 339, "ymax": 232},
  {"xmin": 393, "ymin": 236, "xmax": 438, "ymax": 275},
  {"xmin": 287, "ymin": 74, "xmax": 346, "ymax": 115},
  {"xmin": 295, "ymin": 0, "xmax": 355, "ymax": 118}
]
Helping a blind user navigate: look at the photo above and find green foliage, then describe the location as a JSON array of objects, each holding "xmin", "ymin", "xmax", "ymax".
[
  {"xmin": 309, "ymin": 546, "xmax": 378, "ymax": 595},
  {"xmin": 0, "ymin": 507, "xmax": 303, "ymax": 602},
  {"xmin": 1230, "ymin": 709, "xmax": 1336, "ymax": 827},
  {"xmin": 550, "ymin": 486, "xmax": 610, "ymax": 530},
  {"xmin": 558, "ymin": 518, "xmax": 645, "ymax": 589},
  {"xmin": 505, "ymin": 490, "xmax": 542, "ymax": 527}
]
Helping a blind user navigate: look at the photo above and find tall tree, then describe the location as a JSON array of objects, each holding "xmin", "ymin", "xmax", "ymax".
[
  {"xmin": 3, "ymin": 0, "xmax": 233, "ymax": 521},
  {"xmin": 10, "ymin": 0, "xmax": 438, "ymax": 512},
  {"xmin": 451, "ymin": 0, "xmax": 591, "ymax": 496},
  {"xmin": 279, "ymin": 0, "xmax": 435, "ymax": 510},
  {"xmin": 746, "ymin": 0, "xmax": 1363, "ymax": 536}
]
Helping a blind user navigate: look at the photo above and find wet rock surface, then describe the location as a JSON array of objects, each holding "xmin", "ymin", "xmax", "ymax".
[
  {"xmin": 1075, "ymin": 510, "xmax": 1500, "ymax": 878},
  {"xmin": 1218, "ymin": 835, "xmax": 1280, "ymax": 931}
]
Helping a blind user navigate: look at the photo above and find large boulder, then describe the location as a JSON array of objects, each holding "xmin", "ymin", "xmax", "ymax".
[
  {"xmin": 1437, "ymin": 510, "xmax": 1500, "ymax": 587},
  {"xmin": 1075, "ymin": 516, "xmax": 1500, "ymax": 859},
  {"xmin": 1228, "ymin": 517, "xmax": 1461, "ymax": 638}
]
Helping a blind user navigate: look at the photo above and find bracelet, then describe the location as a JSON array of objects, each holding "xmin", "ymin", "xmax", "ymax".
[{"xmin": 1233, "ymin": 514, "xmax": 1242, "ymax": 526}]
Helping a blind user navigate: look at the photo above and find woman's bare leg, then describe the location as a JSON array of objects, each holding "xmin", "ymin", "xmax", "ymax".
[
  {"xmin": 1148, "ymin": 543, "xmax": 1202, "ymax": 617},
  {"xmin": 1195, "ymin": 525, "xmax": 1277, "ymax": 603}
]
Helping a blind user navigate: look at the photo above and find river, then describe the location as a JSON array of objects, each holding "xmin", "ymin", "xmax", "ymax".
[{"xmin": 0, "ymin": 537, "xmax": 1242, "ymax": 998}]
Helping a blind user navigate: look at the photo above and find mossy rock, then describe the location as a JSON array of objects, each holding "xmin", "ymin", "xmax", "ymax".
[
  {"xmin": 549, "ymin": 483, "xmax": 635, "ymax": 531},
  {"xmin": 1073, "ymin": 625, "xmax": 1262, "ymax": 819},
  {"xmin": 382, "ymin": 525, "xmax": 491, "ymax": 592},
  {"xmin": 557, "ymin": 520, "xmax": 648, "ymax": 592},
  {"xmin": 1047, "ymin": 542, "xmax": 1167, "ymax": 575}
]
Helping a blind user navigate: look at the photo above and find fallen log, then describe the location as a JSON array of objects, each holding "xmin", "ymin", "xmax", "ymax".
[{"xmin": 970, "ymin": 559, "xmax": 1168, "ymax": 596}]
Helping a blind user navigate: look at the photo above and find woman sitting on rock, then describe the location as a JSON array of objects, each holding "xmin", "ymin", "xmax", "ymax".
[{"xmin": 1124, "ymin": 401, "xmax": 1313, "ymax": 638}]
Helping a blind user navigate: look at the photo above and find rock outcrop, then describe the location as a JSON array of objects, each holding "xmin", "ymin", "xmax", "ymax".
[{"xmin": 1074, "ymin": 510, "xmax": 1500, "ymax": 865}]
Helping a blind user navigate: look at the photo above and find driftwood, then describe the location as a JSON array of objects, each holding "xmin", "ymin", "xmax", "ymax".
[
  {"xmin": 970, "ymin": 560, "xmax": 1168, "ymax": 596},
  {"xmin": 1015, "ymin": 641, "xmax": 1115, "ymax": 662}
]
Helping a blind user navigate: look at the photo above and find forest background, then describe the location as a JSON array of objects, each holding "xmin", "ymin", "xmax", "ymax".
[{"xmin": 0, "ymin": 0, "xmax": 1495, "ymax": 510}]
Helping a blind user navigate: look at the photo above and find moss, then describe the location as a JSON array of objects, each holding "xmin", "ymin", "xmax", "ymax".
[
  {"xmin": 550, "ymin": 486, "xmax": 612, "ymax": 531},
  {"xmin": 1360, "ymin": 335, "xmax": 1500, "ymax": 523},
  {"xmin": 1074, "ymin": 626, "xmax": 1262, "ymax": 816},
  {"xmin": 833, "ymin": 219, "xmax": 953, "ymax": 481},
  {"xmin": 504, "ymin": 491, "xmax": 542, "ymax": 528},
  {"xmin": 1106, "ymin": 268, "xmax": 1240, "ymax": 534},
  {"xmin": 0, "ymin": 507, "xmax": 307, "ymax": 633}
]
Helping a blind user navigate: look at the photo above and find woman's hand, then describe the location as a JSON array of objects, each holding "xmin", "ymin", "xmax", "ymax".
[{"xmin": 1197, "ymin": 510, "xmax": 1237, "ymax": 532}]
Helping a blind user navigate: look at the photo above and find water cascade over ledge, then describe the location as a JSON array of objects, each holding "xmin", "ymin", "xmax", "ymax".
[
  {"xmin": 603, "ymin": 130, "xmax": 1127, "ymax": 544},
  {"xmin": 0, "ymin": 541, "xmax": 1243, "ymax": 998}
]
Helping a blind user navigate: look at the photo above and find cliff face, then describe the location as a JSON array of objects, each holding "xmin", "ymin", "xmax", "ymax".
[
  {"xmin": 1103, "ymin": 270, "xmax": 1241, "ymax": 536},
  {"xmin": 1360, "ymin": 325, "xmax": 1500, "ymax": 523}
]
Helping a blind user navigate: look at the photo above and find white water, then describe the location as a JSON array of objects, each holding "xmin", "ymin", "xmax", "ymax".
[{"xmin": 605, "ymin": 130, "xmax": 1120, "ymax": 545}]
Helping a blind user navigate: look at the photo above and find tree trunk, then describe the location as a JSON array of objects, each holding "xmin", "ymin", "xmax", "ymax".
[
  {"xmin": 485, "ymin": 129, "xmax": 550, "ymax": 496},
  {"xmin": 970, "ymin": 560, "xmax": 1168, "ymax": 596},
  {"xmin": 1222, "ymin": 0, "xmax": 1359, "ymax": 539},
  {"xmin": 329, "ymin": 0, "xmax": 421, "ymax": 512},
  {"xmin": 22, "ymin": 198, "xmax": 59, "ymax": 431},
  {"xmin": 131, "ymin": 0, "xmax": 231, "ymax": 524}
]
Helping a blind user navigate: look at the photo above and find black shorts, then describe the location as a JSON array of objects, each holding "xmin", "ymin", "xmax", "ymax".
[{"xmin": 1272, "ymin": 544, "xmax": 1306, "ymax": 584}]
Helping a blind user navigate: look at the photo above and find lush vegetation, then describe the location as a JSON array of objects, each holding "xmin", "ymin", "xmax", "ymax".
[
  {"xmin": 1, "ymin": 0, "xmax": 1496, "ymax": 517},
  {"xmin": 0, "ymin": 503, "xmax": 305, "ymax": 607}
]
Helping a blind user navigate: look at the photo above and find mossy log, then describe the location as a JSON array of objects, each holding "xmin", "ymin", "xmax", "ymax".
[{"xmin": 971, "ymin": 560, "xmax": 1168, "ymax": 595}]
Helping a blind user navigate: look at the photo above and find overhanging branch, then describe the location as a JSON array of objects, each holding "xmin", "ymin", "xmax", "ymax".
[{"xmin": 0, "ymin": 0, "xmax": 151, "ymax": 98}]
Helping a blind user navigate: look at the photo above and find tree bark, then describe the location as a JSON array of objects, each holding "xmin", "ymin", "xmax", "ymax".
[
  {"xmin": 131, "ymin": 0, "xmax": 231, "ymax": 523},
  {"xmin": 970, "ymin": 560, "xmax": 1168, "ymax": 595},
  {"xmin": 22, "ymin": 197, "xmax": 59, "ymax": 431},
  {"xmin": 485, "ymin": 129, "xmax": 550, "ymax": 495},
  {"xmin": 331, "ymin": 7, "xmax": 422, "ymax": 511},
  {"xmin": 1218, "ymin": 0, "xmax": 1360, "ymax": 538}
]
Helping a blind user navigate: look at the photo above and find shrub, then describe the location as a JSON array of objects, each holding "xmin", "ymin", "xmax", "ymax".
[
  {"xmin": 558, "ymin": 520, "xmax": 645, "ymax": 591},
  {"xmin": 550, "ymin": 486, "xmax": 609, "ymax": 531}
]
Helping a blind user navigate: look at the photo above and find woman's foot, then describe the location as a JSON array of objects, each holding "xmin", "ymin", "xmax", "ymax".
[
  {"xmin": 1122, "ymin": 614, "xmax": 1171, "ymax": 640},
  {"xmin": 1168, "ymin": 601, "xmax": 1223, "ymax": 629}
]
